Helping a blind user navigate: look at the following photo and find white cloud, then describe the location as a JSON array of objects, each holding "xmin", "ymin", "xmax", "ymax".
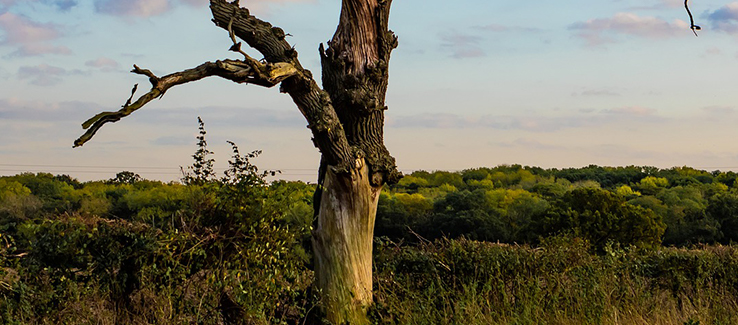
[
  {"xmin": 17, "ymin": 64, "xmax": 85, "ymax": 86},
  {"xmin": 0, "ymin": 12, "xmax": 60, "ymax": 44},
  {"xmin": 705, "ymin": 2, "xmax": 738, "ymax": 33},
  {"xmin": 0, "ymin": 0, "xmax": 77, "ymax": 10},
  {"xmin": 603, "ymin": 106, "xmax": 657, "ymax": 116},
  {"xmin": 85, "ymin": 57, "xmax": 119, "ymax": 71},
  {"xmin": 91, "ymin": 0, "xmax": 317, "ymax": 17},
  {"xmin": 0, "ymin": 97, "xmax": 100, "ymax": 121},
  {"xmin": 7, "ymin": 43, "xmax": 72, "ymax": 57},
  {"xmin": 387, "ymin": 106, "xmax": 664, "ymax": 132},
  {"xmin": 573, "ymin": 89, "xmax": 621, "ymax": 97},
  {"xmin": 439, "ymin": 31, "xmax": 485, "ymax": 59},
  {"xmin": 0, "ymin": 12, "xmax": 71, "ymax": 56},
  {"xmin": 94, "ymin": 0, "xmax": 171, "ymax": 17},
  {"xmin": 569, "ymin": 12, "xmax": 689, "ymax": 46},
  {"xmin": 628, "ymin": 0, "xmax": 683, "ymax": 11}
]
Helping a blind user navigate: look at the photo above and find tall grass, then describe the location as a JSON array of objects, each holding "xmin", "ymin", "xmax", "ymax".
[{"xmin": 371, "ymin": 237, "xmax": 738, "ymax": 325}]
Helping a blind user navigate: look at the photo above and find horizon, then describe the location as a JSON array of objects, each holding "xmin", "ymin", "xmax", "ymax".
[{"xmin": 1, "ymin": 161, "xmax": 735, "ymax": 184}]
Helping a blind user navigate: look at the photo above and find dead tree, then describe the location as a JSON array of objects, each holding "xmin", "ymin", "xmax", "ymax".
[{"xmin": 74, "ymin": 0, "xmax": 399, "ymax": 323}]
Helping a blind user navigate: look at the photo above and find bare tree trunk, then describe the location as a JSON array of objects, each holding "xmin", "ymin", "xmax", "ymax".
[
  {"xmin": 310, "ymin": 1, "xmax": 398, "ymax": 323},
  {"xmin": 312, "ymin": 159, "xmax": 380, "ymax": 324}
]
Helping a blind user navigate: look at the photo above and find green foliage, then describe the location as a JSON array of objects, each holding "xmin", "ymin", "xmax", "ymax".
[
  {"xmin": 427, "ymin": 189, "xmax": 507, "ymax": 241},
  {"xmin": 371, "ymin": 237, "xmax": 738, "ymax": 324},
  {"xmin": 706, "ymin": 192, "xmax": 738, "ymax": 243},
  {"xmin": 108, "ymin": 171, "xmax": 142, "ymax": 185},
  {"xmin": 636, "ymin": 176, "xmax": 669, "ymax": 195},
  {"xmin": 0, "ymin": 120, "xmax": 315, "ymax": 324},
  {"xmin": 616, "ymin": 184, "xmax": 641, "ymax": 198},
  {"xmin": 377, "ymin": 165, "xmax": 738, "ymax": 248},
  {"xmin": 5, "ymin": 159, "xmax": 738, "ymax": 323},
  {"xmin": 182, "ymin": 117, "xmax": 216, "ymax": 186},
  {"xmin": 542, "ymin": 188, "xmax": 665, "ymax": 249}
]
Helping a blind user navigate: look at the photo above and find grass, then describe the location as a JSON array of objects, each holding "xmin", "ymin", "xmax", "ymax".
[{"xmin": 370, "ymin": 237, "xmax": 738, "ymax": 325}]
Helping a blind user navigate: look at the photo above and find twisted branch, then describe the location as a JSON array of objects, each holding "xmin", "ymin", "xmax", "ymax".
[
  {"xmin": 74, "ymin": 59, "xmax": 297, "ymax": 147},
  {"xmin": 685, "ymin": 0, "xmax": 701, "ymax": 36}
]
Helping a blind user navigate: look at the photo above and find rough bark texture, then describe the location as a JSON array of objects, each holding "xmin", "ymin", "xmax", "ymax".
[
  {"xmin": 74, "ymin": 0, "xmax": 399, "ymax": 323},
  {"xmin": 321, "ymin": 0, "xmax": 400, "ymax": 186}
]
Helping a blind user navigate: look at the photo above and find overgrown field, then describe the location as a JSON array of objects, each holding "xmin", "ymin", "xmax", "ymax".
[
  {"xmin": 372, "ymin": 238, "xmax": 738, "ymax": 325},
  {"xmin": 2, "ymin": 127, "xmax": 738, "ymax": 323},
  {"xmin": 3, "ymin": 214, "xmax": 738, "ymax": 324}
]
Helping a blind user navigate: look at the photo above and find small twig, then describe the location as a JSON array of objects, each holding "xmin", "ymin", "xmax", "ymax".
[
  {"xmin": 226, "ymin": 14, "xmax": 271, "ymax": 81},
  {"xmin": 228, "ymin": 15, "xmax": 250, "ymax": 59},
  {"xmin": 407, "ymin": 227, "xmax": 431, "ymax": 244},
  {"xmin": 132, "ymin": 64, "xmax": 158, "ymax": 80},
  {"xmin": 123, "ymin": 84, "xmax": 138, "ymax": 108},
  {"xmin": 685, "ymin": 0, "xmax": 701, "ymax": 37}
]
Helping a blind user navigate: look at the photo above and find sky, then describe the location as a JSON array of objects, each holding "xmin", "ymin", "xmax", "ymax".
[{"xmin": 3, "ymin": 0, "xmax": 738, "ymax": 182}]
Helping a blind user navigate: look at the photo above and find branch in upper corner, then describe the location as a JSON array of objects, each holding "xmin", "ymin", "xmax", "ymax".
[
  {"xmin": 685, "ymin": 0, "xmax": 701, "ymax": 36},
  {"xmin": 73, "ymin": 59, "xmax": 298, "ymax": 148},
  {"xmin": 210, "ymin": 0, "xmax": 301, "ymax": 68}
]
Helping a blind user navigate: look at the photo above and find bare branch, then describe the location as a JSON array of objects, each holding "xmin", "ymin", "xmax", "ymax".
[
  {"xmin": 685, "ymin": 0, "xmax": 701, "ymax": 36},
  {"xmin": 74, "ymin": 59, "xmax": 298, "ymax": 147},
  {"xmin": 210, "ymin": 0, "xmax": 356, "ymax": 170}
]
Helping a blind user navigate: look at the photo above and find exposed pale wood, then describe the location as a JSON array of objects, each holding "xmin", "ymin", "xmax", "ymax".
[{"xmin": 312, "ymin": 158, "xmax": 380, "ymax": 325}]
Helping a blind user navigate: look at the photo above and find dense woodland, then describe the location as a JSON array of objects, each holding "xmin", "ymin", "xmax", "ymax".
[{"xmin": 2, "ymin": 132, "xmax": 738, "ymax": 323}]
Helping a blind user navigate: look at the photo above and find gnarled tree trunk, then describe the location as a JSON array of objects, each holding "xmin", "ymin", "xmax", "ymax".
[
  {"xmin": 312, "ymin": 1, "xmax": 398, "ymax": 322},
  {"xmin": 313, "ymin": 159, "xmax": 380, "ymax": 324},
  {"xmin": 74, "ymin": 0, "xmax": 399, "ymax": 323}
]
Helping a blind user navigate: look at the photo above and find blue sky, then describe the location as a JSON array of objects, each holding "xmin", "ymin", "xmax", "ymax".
[{"xmin": 3, "ymin": 0, "xmax": 738, "ymax": 182}]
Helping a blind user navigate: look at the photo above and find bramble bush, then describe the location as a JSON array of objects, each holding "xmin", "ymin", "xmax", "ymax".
[{"xmin": 0, "ymin": 118, "xmax": 316, "ymax": 324}]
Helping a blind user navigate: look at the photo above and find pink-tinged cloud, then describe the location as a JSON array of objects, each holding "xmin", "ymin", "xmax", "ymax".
[
  {"xmin": 17, "ymin": 64, "xmax": 84, "ymax": 86},
  {"xmin": 604, "ymin": 106, "xmax": 657, "ymax": 116},
  {"xmin": 628, "ymin": 0, "xmax": 683, "ymax": 10},
  {"xmin": 389, "ymin": 106, "xmax": 664, "ymax": 132},
  {"xmin": 702, "ymin": 106, "xmax": 736, "ymax": 115},
  {"xmin": 573, "ymin": 89, "xmax": 621, "ymax": 97},
  {"xmin": 0, "ymin": 0, "xmax": 76, "ymax": 10},
  {"xmin": 439, "ymin": 31, "xmax": 485, "ymax": 59},
  {"xmin": 178, "ymin": 0, "xmax": 205, "ymax": 6},
  {"xmin": 9, "ymin": 43, "xmax": 72, "ymax": 57},
  {"xmin": 0, "ymin": 12, "xmax": 71, "ymax": 56},
  {"xmin": 172, "ymin": 0, "xmax": 318, "ymax": 18},
  {"xmin": 94, "ymin": 0, "xmax": 170, "ymax": 17},
  {"xmin": 705, "ymin": 2, "xmax": 738, "ymax": 33},
  {"xmin": 85, "ymin": 57, "xmax": 119, "ymax": 70},
  {"xmin": 569, "ymin": 12, "xmax": 688, "ymax": 46},
  {"xmin": 0, "ymin": 12, "xmax": 61, "ymax": 44}
]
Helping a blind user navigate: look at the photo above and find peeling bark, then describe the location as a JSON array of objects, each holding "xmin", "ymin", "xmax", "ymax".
[{"xmin": 313, "ymin": 158, "xmax": 380, "ymax": 324}]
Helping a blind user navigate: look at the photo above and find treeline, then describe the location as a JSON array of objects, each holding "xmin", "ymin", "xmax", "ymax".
[
  {"xmin": 1, "ymin": 164, "xmax": 737, "ymax": 251},
  {"xmin": 377, "ymin": 164, "xmax": 738, "ymax": 248}
]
